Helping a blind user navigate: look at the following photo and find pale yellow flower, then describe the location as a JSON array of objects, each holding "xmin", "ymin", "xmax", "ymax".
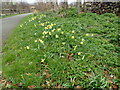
[
  {"xmin": 49, "ymin": 26, "xmax": 52, "ymax": 29},
  {"xmin": 82, "ymin": 38, "xmax": 85, "ymax": 41},
  {"xmin": 45, "ymin": 27, "xmax": 48, "ymax": 29},
  {"xmin": 57, "ymin": 28, "xmax": 61, "ymax": 31},
  {"xmin": 34, "ymin": 33, "xmax": 37, "ymax": 35},
  {"xmin": 42, "ymin": 36, "xmax": 45, "ymax": 38},
  {"xmin": 80, "ymin": 42, "xmax": 84, "ymax": 44},
  {"xmin": 71, "ymin": 36, "xmax": 74, "ymax": 39},
  {"xmin": 52, "ymin": 29, "xmax": 55, "ymax": 32},
  {"xmin": 39, "ymin": 39, "xmax": 44, "ymax": 44},
  {"xmin": 86, "ymin": 33, "xmax": 89, "ymax": 36},
  {"xmin": 72, "ymin": 30, "xmax": 75, "ymax": 33},
  {"xmin": 78, "ymin": 52, "xmax": 81, "ymax": 55},
  {"xmin": 35, "ymin": 40, "xmax": 37, "ymax": 42},
  {"xmin": 61, "ymin": 32, "xmax": 64, "ymax": 34},
  {"xmin": 91, "ymin": 34, "xmax": 94, "ymax": 36},
  {"xmin": 55, "ymin": 34, "xmax": 59, "ymax": 38},
  {"xmin": 73, "ymin": 46, "xmax": 77, "ymax": 50},
  {"xmin": 26, "ymin": 46, "xmax": 29, "ymax": 50},
  {"xmin": 34, "ymin": 24, "xmax": 36, "ymax": 27},
  {"xmin": 62, "ymin": 42, "xmax": 65, "ymax": 45},
  {"xmin": 49, "ymin": 32, "xmax": 52, "ymax": 35},
  {"xmin": 41, "ymin": 59, "xmax": 45, "ymax": 62},
  {"xmin": 42, "ymin": 31, "xmax": 48, "ymax": 35}
]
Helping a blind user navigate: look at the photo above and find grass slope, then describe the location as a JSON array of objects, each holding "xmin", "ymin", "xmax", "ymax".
[{"xmin": 2, "ymin": 9, "xmax": 120, "ymax": 88}]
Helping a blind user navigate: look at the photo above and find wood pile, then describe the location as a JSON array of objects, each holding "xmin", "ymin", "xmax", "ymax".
[{"xmin": 89, "ymin": 2, "xmax": 120, "ymax": 16}]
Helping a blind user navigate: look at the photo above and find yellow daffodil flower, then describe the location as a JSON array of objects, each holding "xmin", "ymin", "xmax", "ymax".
[
  {"xmin": 35, "ymin": 40, "xmax": 37, "ymax": 42},
  {"xmin": 62, "ymin": 42, "xmax": 65, "ymax": 45},
  {"xmin": 39, "ymin": 39, "xmax": 44, "ymax": 44},
  {"xmin": 41, "ymin": 59, "xmax": 45, "ymax": 62},
  {"xmin": 34, "ymin": 33, "xmax": 37, "ymax": 35},
  {"xmin": 57, "ymin": 28, "xmax": 61, "ymax": 31},
  {"xmin": 78, "ymin": 52, "xmax": 81, "ymax": 55},
  {"xmin": 86, "ymin": 33, "xmax": 89, "ymax": 36},
  {"xmin": 42, "ymin": 31, "xmax": 48, "ymax": 35},
  {"xmin": 82, "ymin": 38, "xmax": 85, "ymax": 41},
  {"xmin": 52, "ymin": 29, "xmax": 55, "ymax": 32},
  {"xmin": 80, "ymin": 42, "xmax": 84, "ymax": 44},
  {"xmin": 91, "ymin": 34, "xmax": 94, "ymax": 36},
  {"xmin": 71, "ymin": 36, "xmax": 74, "ymax": 39},
  {"xmin": 72, "ymin": 30, "xmax": 75, "ymax": 33},
  {"xmin": 49, "ymin": 32, "xmax": 52, "ymax": 35},
  {"xmin": 42, "ymin": 36, "xmax": 44, "ymax": 38},
  {"xmin": 26, "ymin": 46, "xmax": 29, "ymax": 50},
  {"xmin": 45, "ymin": 27, "xmax": 48, "ymax": 29},
  {"xmin": 55, "ymin": 34, "xmax": 59, "ymax": 38},
  {"xmin": 73, "ymin": 45, "xmax": 77, "ymax": 50},
  {"xmin": 61, "ymin": 32, "xmax": 64, "ymax": 34}
]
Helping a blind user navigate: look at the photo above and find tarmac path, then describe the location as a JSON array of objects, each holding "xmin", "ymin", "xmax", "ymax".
[{"xmin": 0, "ymin": 13, "xmax": 32, "ymax": 46}]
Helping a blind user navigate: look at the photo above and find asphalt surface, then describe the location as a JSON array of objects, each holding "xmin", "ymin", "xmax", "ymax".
[{"xmin": 0, "ymin": 13, "xmax": 32, "ymax": 46}]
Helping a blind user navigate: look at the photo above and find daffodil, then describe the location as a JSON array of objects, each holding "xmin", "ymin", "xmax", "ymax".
[
  {"xmin": 62, "ymin": 42, "xmax": 65, "ymax": 45},
  {"xmin": 51, "ymin": 23, "xmax": 54, "ymax": 26},
  {"xmin": 55, "ymin": 34, "xmax": 59, "ymax": 38},
  {"xmin": 49, "ymin": 32, "xmax": 52, "ymax": 35},
  {"xmin": 91, "ymin": 34, "xmax": 94, "ymax": 36},
  {"xmin": 42, "ymin": 31, "xmax": 48, "ymax": 35},
  {"xmin": 82, "ymin": 38, "xmax": 85, "ymax": 41},
  {"xmin": 72, "ymin": 30, "xmax": 75, "ymax": 33},
  {"xmin": 40, "ymin": 23, "xmax": 44, "ymax": 26},
  {"xmin": 42, "ymin": 36, "xmax": 45, "ymax": 38},
  {"xmin": 35, "ymin": 40, "xmax": 37, "ymax": 42},
  {"xmin": 86, "ymin": 33, "xmax": 89, "ymax": 36},
  {"xmin": 57, "ymin": 28, "xmax": 61, "ymax": 31},
  {"xmin": 61, "ymin": 32, "xmax": 64, "ymax": 34},
  {"xmin": 80, "ymin": 42, "xmax": 84, "ymax": 44},
  {"xmin": 39, "ymin": 39, "xmax": 44, "ymax": 44},
  {"xmin": 52, "ymin": 29, "xmax": 55, "ymax": 32},
  {"xmin": 41, "ymin": 59, "xmax": 45, "ymax": 62},
  {"xmin": 73, "ymin": 45, "xmax": 77, "ymax": 50},
  {"xmin": 26, "ymin": 46, "xmax": 29, "ymax": 50},
  {"xmin": 78, "ymin": 52, "xmax": 81, "ymax": 55},
  {"xmin": 45, "ymin": 27, "xmax": 48, "ymax": 29},
  {"xmin": 49, "ymin": 26, "xmax": 52, "ymax": 29},
  {"xmin": 34, "ymin": 33, "xmax": 37, "ymax": 35},
  {"xmin": 71, "ymin": 36, "xmax": 74, "ymax": 39}
]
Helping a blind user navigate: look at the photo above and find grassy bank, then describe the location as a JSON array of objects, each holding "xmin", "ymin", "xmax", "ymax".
[{"xmin": 2, "ymin": 8, "xmax": 120, "ymax": 89}]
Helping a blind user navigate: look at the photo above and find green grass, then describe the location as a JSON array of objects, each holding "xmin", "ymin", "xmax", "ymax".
[
  {"xmin": 0, "ymin": 13, "xmax": 26, "ymax": 19},
  {"xmin": 2, "ymin": 8, "xmax": 120, "ymax": 89}
]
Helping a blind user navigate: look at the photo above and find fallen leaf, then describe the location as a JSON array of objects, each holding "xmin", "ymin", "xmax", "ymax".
[
  {"xmin": 42, "ymin": 84, "xmax": 46, "ymax": 87},
  {"xmin": 75, "ymin": 86, "xmax": 82, "ymax": 88},
  {"xmin": 46, "ymin": 81, "xmax": 50, "ymax": 87},
  {"xmin": 28, "ymin": 85, "xmax": 35, "ymax": 89},
  {"xmin": 46, "ymin": 73, "xmax": 51, "ymax": 78},
  {"xmin": 113, "ymin": 84, "xmax": 118, "ymax": 90}
]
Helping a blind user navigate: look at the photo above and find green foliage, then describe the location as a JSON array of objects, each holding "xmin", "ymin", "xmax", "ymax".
[{"xmin": 2, "ymin": 10, "xmax": 119, "ymax": 89}]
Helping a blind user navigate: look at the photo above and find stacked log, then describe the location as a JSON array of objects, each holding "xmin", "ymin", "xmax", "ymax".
[{"xmin": 90, "ymin": 2, "xmax": 120, "ymax": 16}]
